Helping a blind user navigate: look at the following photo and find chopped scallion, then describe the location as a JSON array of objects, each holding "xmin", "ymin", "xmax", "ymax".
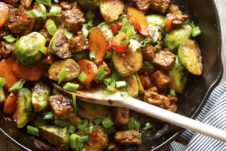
[
  {"xmin": 78, "ymin": 120, "xmax": 89, "ymax": 131},
  {"xmin": 192, "ymin": 26, "xmax": 201, "ymax": 37},
  {"xmin": 105, "ymin": 52, "xmax": 113, "ymax": 59},
  {"xmin": 9, "ymin": 79, "xmax": 26, "ymax": 92},
  {"xmin": 55, "ymin": 119, "xmax": 71, "ymax": 128},
  {"xmin": 116, "ymin": 81, "xmax": 126, "ymax": 88},
  {"xmin": 128, "ymin": 117, "xmax": 140, "ymax": 130},
  {"xmin": 45, "ymin": 19, "xmax": 57, "ymax": 36},
  {"xmin": 56, "ymin": 68, "xmax": 67, "ymax": 84},
  {"xmin": 26, "ymin": 3, "xmax": 46, "ymax": 19},
  {"xmin": 68, "ymin": 125, "xmax": 76, "ymax": 134},
  {"xmin": 72, "ymin": 93, "xmax": 77, "ymax": 111},
  {"xmin": 96, "ymin": 65, "xmax": 106, "ymax": 80},
  {"xmin": 43, "ymin": 111, "xmax": 54, "ymax": 120},
  {"xmin": 27, "ymin": 125, "xmax": 40, "ymax": 137},
  {"xmin": 69, "ymin": 134, "xmax": 88, "ymax": 151},
  {"xmin": 64, "ymin": 29, "xmax": 74, "ymax": 40},
  {"xmin": 63, "ymin": 82, "xmax": 79, "ymax": 92},
  {"xmin": 93, "ymin": 118, "xmax": 102, "ymax": 125},
  {"xmin": 102, "ymin": 117, "xmax": 114, "ymax": 129},
  {"xmin": 78, "ymin": 72, "xmax": 87, "ymax": 83},
  {"xmin": 82, "ymin": 21, "xmax": 93, "ymax": 38},
  {"xmin": 3, "ymin": 35, "xmax": 16, "ymax": 43},
  {"xmin": 89, "ymin": 51, "xmax": 96, "ymax": 60},
  {"xmin": 169, "ymin": 89, "xmax": 176, "ymax": 96},
  {"xmin": 144, "ymin": 61, "xmax": 154, "ymax": 70},
  {"xmin": 143, "ymin": 122, "xmax": 154, "ymax": 131},
  {"xmin": 47, "ymin": 5, "xmax": 61, "ymax": 17},
  {"xmin": 121, "ymin": 92, "xmax": 129, "ymax": 98},
  {"xmin": 36, "ymin": 0, "xmax": 52, "ymax": 6}
]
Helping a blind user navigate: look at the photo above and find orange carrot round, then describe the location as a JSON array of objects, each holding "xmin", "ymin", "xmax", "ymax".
[{"xmin": 3, "ymin": 92, "xmax": 17, "ymax": 115}]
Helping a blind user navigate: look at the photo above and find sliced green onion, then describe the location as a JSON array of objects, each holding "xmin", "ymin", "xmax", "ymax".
[
  {"xmin": 63, "ymin": 83, "xmax": 79, "ymax": 92},
  {"xmin": 36, "ymin": 0, "xmax": 52, "ymax": 6},
  {"xmin": 55, "ymin": 119, "xmax": 71, "ymax": 128},
  {"xmin": 72, "ymin": 93, "xmax": 77, "ymax": 111},
  {"xmin": 89, "ymin": 51, "xmax": 96, "ymax": 60},
  {"xmin": 93, "ymin": 118, "xmax": 102, "ymax": 125},
  {"xmin": 102, "ymin": 117, "xmax": 114, "ymax": 129},
  {"xmin": 68, "ymin": 125, "xmax": 76, "ymax": 134},
  {"xmin": 43, "ymin": 111, "xmax": 54, "ymax": 120},
  {"xmin": 169, "ymin": 89, "xmax": 176, "ymax": 96},
  {"xmin": 78, "ymin": 72, "xmax": 87, "ymax": 83},
  {"xmin": 144, "ymin": 61, "xmax": 154, "ymax": 70},
  {"xmin": 0, "ymin": 77, "xmax": 6, "ymax": 88},
  {"xmin": 78, "ymin": 120, "xmax": 89, "ymax": 131},
  {"xmin": 192, "ymin": 26, "xmax": 201, "ymax": 37},
  {"xmin": 69, "ymin": 134, "xmax": 88, "ymax": 151},
  {"xmin": 82, "ymin": 21, "xmax": 93, "ymax": 38},
  {"xmin": 105, "ymin": 52, "xmax": 113, "ymax": 60},
  {"xmin": 64, "ymin": 29, "xmax": 74, "ymax": 40},
  {"xmin": 45, "ymin": 19, "xmax": 57, "ymax": 36},
  {"xmin": 96, "ymin": 65, "xmax": 105, "ymax": 81},
  {"xmin": 9, "ymin": 79, "xmax": 26, "ymax": 92},
  {"xmin": 27, "ymin": 125, "xmax": 40, "ymax": 137},
  {"xmin": 121, "ymin": 92, "xmax": 129, "ymax": 98},
  {"xmin": 47, "ymin": 5, "xmax": 61, "ymax": 17},
  {"xmin": 128, "ymin": 117, "xmax": 140, "ymax": 130},
  {"xmin": 129, "ymin": 39, "xmax": 141, "ymax": 52},
  {"xmin": 56, "ymin": 68, "xmax": 67, "ymax": 84},
  {"xmin": 116, "ymin": 81, "xmax": 126, "ymax": 88},
  {"xmin": 26, "ymin": 3, "xmax": 46, "ymax": 19},
  {"xmin": 143, "ymin": 122, "xmax": 154, "ymax": 131},
  {"xmin": 3, "ymin": 35, "xmax": 16, "ymax": 43}
]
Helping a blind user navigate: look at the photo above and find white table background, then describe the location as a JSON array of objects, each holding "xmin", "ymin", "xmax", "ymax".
[{"xmin": 0, "ymin": 0, "xmax": 225, "ymax": 150}]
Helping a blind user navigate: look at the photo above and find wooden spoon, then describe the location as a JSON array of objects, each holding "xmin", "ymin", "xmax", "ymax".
[{"xmin": 53, "ymin": 83, "xmax": 226, "ymax": 143}]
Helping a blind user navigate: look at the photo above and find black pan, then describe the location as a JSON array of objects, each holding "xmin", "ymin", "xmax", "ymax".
[{"xmin": 0, "ymin": 0, "xmax": 223, "ymax": 150}]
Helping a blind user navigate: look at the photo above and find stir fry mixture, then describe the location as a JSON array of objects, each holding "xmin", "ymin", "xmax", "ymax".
[{"xmin": 0, "ymin": 0, "xmax": 203, "ymax": 150}]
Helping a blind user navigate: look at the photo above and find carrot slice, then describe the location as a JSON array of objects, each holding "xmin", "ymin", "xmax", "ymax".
[
  {"xmin": 12, "ymin": 61, "xmax": 43, "ymax": 81},
  {"xmin": 165, "ymin": 16, "xmax": 173, "ymax": 32},
  {"xmin": 3, "ymin": 92, "xmax": 17, "ymax": 115},
  {"xmin": 0, "ymin": 58, "xmax": 18, "ymax": 89},
  {"xmin": 89, "ymin": 28, "xmax": 108, "ymax": 64},
  {"xmin": 127, "ymin": 7, "xmax": 149, "ymax": 36},
  {"xmin": 78, "ymin": 59, "xmax": 98, "ymax": 87}
]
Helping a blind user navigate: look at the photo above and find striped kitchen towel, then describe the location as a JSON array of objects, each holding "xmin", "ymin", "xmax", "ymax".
[{"xmin": 168, "ymin": 82, "xmax": 226, "ymax": 151}]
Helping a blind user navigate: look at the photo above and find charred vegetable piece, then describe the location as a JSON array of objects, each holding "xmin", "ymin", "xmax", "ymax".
[
  {"xmin": 32, "ymin": 82, "xmax": 50, "ymax": 112},
  {"xmin": 85, "ymin": 126, "xmax": 108, "ymax": 151},
  {"xmin": 78, "ymin": 59, "xmax": 98, "ymax": 86},
  {"xmin": 14, "ymin": 32, "xmax": 46, "ymax": 65},
  {"xmin": 49, "ymin": 95, "xmax": 74, "ymax": 119},
  {"xmin": 126, "ymin": 75, "xmax": 139, "ymax": 97},
  {"xmin": 178, "ymin": 39, "xmax": 203, "ymax": 75},
  {"xmin": 0, "ymin": 2, "xmax": 9, "ymax": 29},
  {"xmin": 48, "ymin": 59, "xmax": 80, "ymax": 82},
  {"xmin": 112, "ymin": 48, "xmax": 142, "ymax": 77},
  {"xmin": 78, "ymin": 0, "xmax": 101, "ymax": 10},
  {"xmin": 127, "ymin": 7, "xmax": 149, "ymax": 36},
  {"xmin": 164, "ymin": 25, "xmax": 192, "ymax": 52},
  {"xmin": 169, "ymin": 57, "xmax": 188, "ymax": 93},
  {"xmin": 16, "ymin": 88, "xmax": 33, "ymax": 128},
  {"xmin": 49, "ymin": 28, "xmax": 72, "ymax": 58},
  {"xmin": 89, "ymin": 28, "xmax": 108, "ymax": 64},
  {"xmin": 39, "ymin": 125, "xmax": 69, "ymax": 149},
  {"xmin": 115, "ymin": 130, "xmax": 141, "ymax": 145},
  {"xmin": 100, "ymin": 0, "xmax": 124, "ymax": 23},
  {"xmin": 78, "ymin": 102, "xmax": 109, "ymax": 120}
]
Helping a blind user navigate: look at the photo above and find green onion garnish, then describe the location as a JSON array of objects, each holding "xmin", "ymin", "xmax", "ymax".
[
  {"xmin": 93, "ymin": 118, "xmax": 102, "ymax": 125},
  {"xmin": 68, "ymin": 125, "xmax": 76, "ymax": 134},
  {"xmin": 63, "ymin": 83, "xmax": 79, "ymax": 92},
  {"xmin": 116, "ymin": 81, "xmax": 126, "ymax": 88},
  {"xmin": 47, "ymin": 5, "xmax": 61, "ymax": 17},
  {"xmin": 72, "ymin": 93, "xmax": 77, "ymax": 111},
  {"xmin": 45, "ymin": 19, "xmax": 57, "ymax": 36},
  {"xmin": 102, "ymin": 117, "xmax": 114, "ymax": 129},
  {"xmin": 3, "ymin": 35, "xmax": 16, "ymax": 43},
  {"xmin": 43, "ymin": 111, "xmax": 54, "ymax": 120},
  {"xmin": 128, "ymin": 117, "xmax": 140, "ymax": 130},
  {"xmin": 89, "ymin": 51, "xmax": 96, "ymax": 60},
  {"xmin": 69, "ymin": 134, "xmax": 88, "ymax": 151},
  {"xmin": 144, "ymin": 61, "xmax": 154, "ymax": 70},
  {"xmin": 26, "ymin": 3, "xmax": 46, "ymax": 19},
  {"xmin": 36, "ymin": 0, "xmax": 52, "ymax": 6},
  {"xmin": 78, "ymin": 120, "xmax": 89, "ymax": 131},
  {"xmin": 192, "ymin": 26, "xmax": 202, "ymax": 37},
  {"xmin": 56, "ymin": 68, "xmax": 67, "ymax": 84},
  {"xmin": 105, "ymin": 52, "xmax": 113, "ymax": 59},
  {"xmin": 9, "ymin": 79, "xmax": 26, "ymax": 92},
  {"xmin": 121, "ymin": 92, "xmax": 129, "ymax": 98},
  {"xmin": 96, "ymin": 65, "xmax": 106, "ymax": 81},
  {"xmin": 143, "ymin": 122, "xmax": 154, "ymax": 131},
  {"xmin": 64, "ymin": 29, "xmax": 74, "ymax": 40},
  {"xmin": 27, "ymin": 125, "xmax": 40, "ymax": 137},
  {"xmin": 0, "ymin": 77, "xmax": 6, "ymax": 88},
  {"xmin": 78, "ymin": 72, "xmax": 87, "ymax": 83},
  {"xmin": 55, "ymin": 119, "xmax": 71, "ymax": 128},
  {"xmin": 169, "ymin": 89, "xmax": 176, "ymax": 96}
]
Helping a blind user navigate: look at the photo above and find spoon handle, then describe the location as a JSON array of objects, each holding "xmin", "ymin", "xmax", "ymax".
[{"xmin": 121, "ymin": 97, "xmax": 226, "ymax": 143}]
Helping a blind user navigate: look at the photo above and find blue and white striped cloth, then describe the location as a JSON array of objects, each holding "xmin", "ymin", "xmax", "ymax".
[{"xmin": 167, "ymin": 82, "xmax": 226, "ymax": 151}]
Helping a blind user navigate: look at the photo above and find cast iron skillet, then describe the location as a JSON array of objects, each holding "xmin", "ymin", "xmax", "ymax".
[{"xmin": 0, "ymin": 0, "xmax": 223, "ymax": 150}]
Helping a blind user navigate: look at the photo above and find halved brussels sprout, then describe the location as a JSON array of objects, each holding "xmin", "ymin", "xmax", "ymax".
[
  {"xmin": 112, "ymin": 48, "xmax": 142, "ymax": 77},
  {"xmin": 78, "ymin": 0, "xmax": 101, "ymax": 10},
  {"xmin": 100, "ymin": 0, "xmax": 124, "ymax": 22},
  {"xmin": 169, "ymin": 57, "xmax": 188, "ymax": 93},
  {"xmin": 48, "ymin": 59, "xmax": 80, "ymax": 82},
  {"xmin": 164, "ymin": 25, "xmax": 192, "ymax": 52},
  {"xmin": 16, "ymin": 88, "xmax": 33, "ymax": 128},
  {"xmin": 126, "ymin": 75, "xmax": 139, "ymax": 97},
  {"xmin": 14, "ymin": 32, "xmax": 46, "ymax": 65},
  {"xmin": 178, "ymin": 39, "xmax": 203, "ymax": 75}
]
